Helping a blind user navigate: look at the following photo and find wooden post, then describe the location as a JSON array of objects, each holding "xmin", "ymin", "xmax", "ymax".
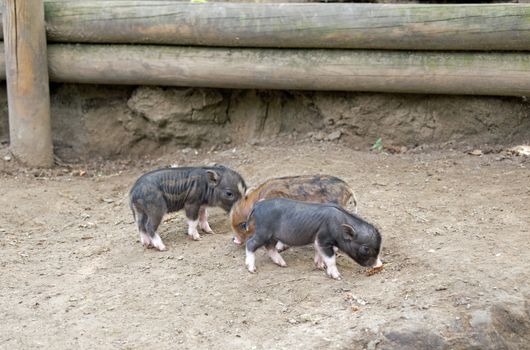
[{"xmin": 3, "ymin": 0, "xmax": 53, "ymax": 167}]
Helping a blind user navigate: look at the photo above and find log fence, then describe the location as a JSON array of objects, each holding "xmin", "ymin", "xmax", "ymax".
[{"xmin": 1, "ymin": 1, "xmax": 529, "ymax": 166}]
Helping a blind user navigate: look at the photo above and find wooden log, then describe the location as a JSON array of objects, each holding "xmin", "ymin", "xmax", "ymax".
[
  {"xmin": 28, "ymin": 2, "xmax": 530, "ymax": 51},
  {"xmin": 0, "ymin": 43, "xmax": 528, "ymax": 96},
  {"xmin": 2, "ymin": 0, "xmax": 53, "ymax": 167},
  {"xmin": 3, "ymin": 3, "xmax": 530, "ymax": 50},
  {"xmin": 0, "ymin": 44, "xmax": 520, "ymax": 96}
]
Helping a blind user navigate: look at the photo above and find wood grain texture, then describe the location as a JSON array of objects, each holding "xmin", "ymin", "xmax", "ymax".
[
  {"xmin": 2, "ymin": 0, "xmax": 53, "ymax": 167},
  {"xmin": 2, "ymin": 2, "xmax": 530, "ymax": 50},
  {"xmin": 0, "ymin": 43, "xmax": 528, "ymax": 96}
]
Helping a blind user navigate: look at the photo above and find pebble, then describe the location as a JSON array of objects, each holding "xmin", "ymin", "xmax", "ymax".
[
  {"xmin": 326, "ymin": 130, "xmax": 342, "ymax": 141},
  {"xmin": 312, "ymin": 131, "xmax": 325, "ymax": 141},
  {"xmin": 3, "ymin": 155, "xmax": 11, "ymax": 161}
]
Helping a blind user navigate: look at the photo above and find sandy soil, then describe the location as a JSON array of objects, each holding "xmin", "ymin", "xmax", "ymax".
[{"xmin": 1, "ymin": 142, "xmax": 529, "ymax": 349}]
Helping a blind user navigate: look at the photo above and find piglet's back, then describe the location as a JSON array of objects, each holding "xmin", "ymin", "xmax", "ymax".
[{"xmin": 258, "ymin": 175, "xmax": 354, "ymax": 207}]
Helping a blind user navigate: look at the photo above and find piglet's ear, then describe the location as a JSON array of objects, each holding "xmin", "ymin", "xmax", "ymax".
[
  {"xmin": 206, "ymin": 170, "xmax": 221, "ymax": 186},
  {"xmin": 342, "ymin": 224, "xmax": 357, "ymax": 240}
]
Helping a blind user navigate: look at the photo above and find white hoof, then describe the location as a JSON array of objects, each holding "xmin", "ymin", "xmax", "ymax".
[
  {"xmin": 328, "ymin": 272, "xmax": 342, "ymax": 280},
  {"xmin": 140, "ymin": 232, "xmax": 152, "ymax": 247},
  {"xmin": 200, "ymin": 222, "xmax": 215, "ymax": 234},
  {"xmin": 189, "ymin": 232, "xmax": 201, "ymax": 241},
  {"xmin": 268, "ymin": 249, "xmax": 287, "ymax": 267},
  {"xmin": 151, "ymin": 234, "xmax": 167, "ymax": 251}
]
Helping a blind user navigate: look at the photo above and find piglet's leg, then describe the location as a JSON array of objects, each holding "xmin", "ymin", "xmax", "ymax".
[
  {"xmin": 245, "ymin": 247, "xmax": 256, "ymax": 273},
  {"xmin": 266, "ymin": 242, "xmax": 287, "ymax": 267},
  {"xmin": 198, "ymin": 206, "xmax": 214, "ymax": 234},
  {"xmin": 187, "ymin": 220, "xmax": 200, "ymax": 240},
  {"xmin": 245, "ymin": 234, "xmax": 268, "ymax": 273},
  {"xmin": 314, "ymin": 248, "xmax": 326, "ymax": 270},
  {"xmin": 322, "ymin": 254, "xmax": 341, "ymax": 280},
  {"xmin": 275, "ymin": 241, "xmax": 289, "ymax": 252},
  {"xmin": 185, "ymin": 204, "xmax": 201, "ymax": 241},
  {"xmin": 145, "ymin": 216, "xmax": 166, "ymax": 251},
  {"xmin": 315, "ymin": 240, "xmax": 341, "ymax": 280},
  {"xmin": 133, "ymin": 206, "xmax": 152, "ymax": 248}
]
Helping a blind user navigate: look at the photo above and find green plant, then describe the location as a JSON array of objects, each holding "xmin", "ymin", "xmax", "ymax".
[{"xmin": 371, "ymin": 137, "xmax": 383, "ymax": 152}]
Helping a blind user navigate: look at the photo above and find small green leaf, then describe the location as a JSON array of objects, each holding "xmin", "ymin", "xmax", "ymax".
[{"xmin": 371, "ymin": 137, "xmax": 383, "ymax": 152}]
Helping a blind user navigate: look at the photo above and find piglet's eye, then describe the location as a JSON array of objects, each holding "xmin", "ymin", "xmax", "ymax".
[
  {"xmin": 225, "ymin": 191, "xmax": 234, "ymax": 198},
  {"xmin": 359, "ymin": 246, "xmax": 370, "ymax": 256}
]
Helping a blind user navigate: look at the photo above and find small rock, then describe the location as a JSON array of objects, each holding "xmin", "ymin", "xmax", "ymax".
[
  {"xmin": 367, "ymin": 340, "xmax": 380, "ymax": 350},
  {"xmin": 312, "ymin": 131, "xmax": 325, "ymax": 141},
  {"xmin": 3, "ymin": 154, "xmax": 12, "ymax": 161},
  {"xmin": 223, "ymin": 137, "xmax": 232, "ymax": 145},
  {"xmin": 468, "ymin": 149, "xmax": 483, "ymax": 156},
  {"xmin": 507, "ymin": 145, "xmax": 530, "ymax": 157},
  {"xmin": 208, "ymin": 144, "xmax": 220, "ymax": 153},
  {"xmin": 326, "ymin": 130, "xmax": 342, "ymax": 141}
]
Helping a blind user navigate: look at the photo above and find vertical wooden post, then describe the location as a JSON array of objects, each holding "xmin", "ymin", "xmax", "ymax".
[{"xmin": 3, "ymin": 0, "xmax": 53, "ymax": 167}]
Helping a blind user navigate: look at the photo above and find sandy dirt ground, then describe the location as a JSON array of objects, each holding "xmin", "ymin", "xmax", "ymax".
[{"xmin": 1, "ymin": 142, "xmax": 529, "ymax": 349}]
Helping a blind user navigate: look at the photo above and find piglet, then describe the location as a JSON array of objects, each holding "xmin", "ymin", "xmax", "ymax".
[
  {"xmin": 231, "ymin": 175, "xmax": 357, "ymax": 245},
  {"xmin": 129, "ymin": 165, "xmax": 246, "ymax": 251},
  {"xmin": 245, "ymin": 198, "xmax": 382, "ymax": 280}
]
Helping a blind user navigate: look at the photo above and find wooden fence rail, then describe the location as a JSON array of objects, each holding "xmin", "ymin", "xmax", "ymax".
[
  {"xmin": 1, "ymin": 2, "xmax": 530, "ymax": 50},
  {"xmin": 0, "ymin": 43, "xmax": 529, "ymax": 96}
]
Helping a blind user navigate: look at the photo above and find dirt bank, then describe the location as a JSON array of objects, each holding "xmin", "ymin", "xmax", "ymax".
[{"xmin": 1, "ymin": 84, "xmax": 529, "ymax": 162}]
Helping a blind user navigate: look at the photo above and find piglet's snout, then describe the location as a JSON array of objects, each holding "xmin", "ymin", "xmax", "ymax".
[
  {"xmin": 372, "ymin": 258, "xmax": 383, "ymax": 268},
  {"xmin": 232, "ymin": 236, "xmax": 242, "ymax": 245}
]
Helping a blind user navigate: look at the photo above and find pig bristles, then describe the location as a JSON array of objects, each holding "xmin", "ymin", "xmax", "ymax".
[
  {"xmin": 244, "ymin": 186, "xmax": 256, "ymax": 197},
  {"xmin": 238, "ymin": 182, "xmax": 246, "ymax": 198},
  {"xmin": 347, "ymin": 186, "xmax": 359, "ymax": 213}
]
